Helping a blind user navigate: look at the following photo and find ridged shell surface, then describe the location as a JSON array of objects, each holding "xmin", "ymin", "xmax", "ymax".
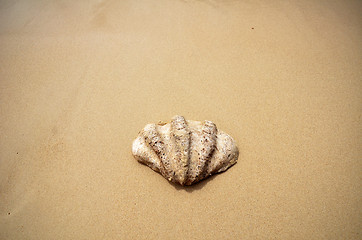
[{"xmin": 132, "ymin": 116, "xmax": 239, "ymax": 185}]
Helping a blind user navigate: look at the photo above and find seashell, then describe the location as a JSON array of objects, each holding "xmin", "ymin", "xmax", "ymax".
[{"xmin": 132, "ymin": 115, "xmax": 239, "ymax": 185}]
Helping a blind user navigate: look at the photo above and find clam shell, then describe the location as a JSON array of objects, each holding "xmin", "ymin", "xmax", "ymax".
[{"xmin": 132, "ymin": 116, "xmax": 239, "ymax": 185}]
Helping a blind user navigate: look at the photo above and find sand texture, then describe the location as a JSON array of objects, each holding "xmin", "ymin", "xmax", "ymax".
[{"xmin": 0, "ymin": 0, "xmax": 361, "ymax": 239}]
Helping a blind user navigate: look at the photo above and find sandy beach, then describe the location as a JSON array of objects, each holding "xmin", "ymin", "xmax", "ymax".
[{"xmin": 0, "ymin": 0, "xmax": 361, "ymax": 239}]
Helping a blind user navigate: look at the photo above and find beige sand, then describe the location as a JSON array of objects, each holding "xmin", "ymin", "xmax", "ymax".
[{"xmin": 0, "ymin": 0, "xmax": 361, "ymax": 239}]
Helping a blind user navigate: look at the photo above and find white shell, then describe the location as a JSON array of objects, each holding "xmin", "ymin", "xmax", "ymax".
[{"xmin": 132, "ymin": 116, "xmax": 239, "ymax": 185}]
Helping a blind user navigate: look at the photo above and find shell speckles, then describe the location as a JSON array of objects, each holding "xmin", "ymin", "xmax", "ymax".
[{"xmin": 132, "ymin": 116, "xmax": 239, "ymax": 185}]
